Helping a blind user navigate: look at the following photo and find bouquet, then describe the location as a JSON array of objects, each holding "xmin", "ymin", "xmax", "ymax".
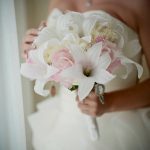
[{"xmin": 21, "ymin": 9, "xmax": 143, "ymax": 141}]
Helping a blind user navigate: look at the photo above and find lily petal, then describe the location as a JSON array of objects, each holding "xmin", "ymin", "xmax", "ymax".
[
  {"xmin": 44, "ymin": 65, "xmax": 59, "ymax": 79},
  {"xmin": 34, "ymin": 80, "xmax": 49, "ymax": 96},
  {"xmin": 78, "ymin": 77, "xmax": 95, "ymax": 100},
  {"xmin": 20, "ymin": 63, "xmax": 46, "ymax": 80},
  {"xmin": 94, "ymin": 69, "xmax": 116, "ymax": 84},
  {"xmin": 60, "ymin": 64, "xmax": 83, "ymax": 80},
  {"xmin": 28, "ymin": 50, "xmax": 39, "ymax": 64},
  {"xmin": 87, "ymin": 42, "xmax": 102, "ymax": 66},
  {"xmin": 120, "ymin": 56, "xmax": 143, "ymax": 78},
  {"xmin": 98, "ymin": 53, "xmax": 111, "ymax": 69},
  {"xmin": 69, "ymin": 44, "xmax": 86, "ymax": 63}
]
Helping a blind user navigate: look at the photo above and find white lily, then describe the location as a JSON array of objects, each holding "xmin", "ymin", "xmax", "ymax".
[
  {"xmin": 20, "ymin": 44, "xmax": 59, "ymax": 96},
  {"xmin": 61, "ymin": 42, "xmax": 115, "ymax": 100}
]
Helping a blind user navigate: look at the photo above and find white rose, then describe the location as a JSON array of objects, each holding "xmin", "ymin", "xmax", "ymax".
[{"xmin": 56, "ymin": 11, "xmax": 84, "ymax": 38}]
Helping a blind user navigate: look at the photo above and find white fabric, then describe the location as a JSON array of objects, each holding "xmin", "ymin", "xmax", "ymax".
[{"xmin": 28, "ymin": 10, "xmax": 150, "ymax": 150}]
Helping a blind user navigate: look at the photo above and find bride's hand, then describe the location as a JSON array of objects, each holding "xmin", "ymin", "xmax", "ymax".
[
  {"xmin": 22, "ymin": 21, "xmax": 46, "ymax": 59},
  {"xmin": 76, "ymin": 91, "xmax": 107, "ymax": 117}
]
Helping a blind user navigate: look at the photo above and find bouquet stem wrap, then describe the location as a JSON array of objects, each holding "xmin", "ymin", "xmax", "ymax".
[
  {"xmin": 82, "ymin": 84, "xmax": 105, "ymax": 141},
  {"xmin": 85, "ymin": 115, "xmax": 99, "ymax": 141}
]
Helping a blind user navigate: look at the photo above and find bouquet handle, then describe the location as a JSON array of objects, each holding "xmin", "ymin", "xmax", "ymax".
[
  {"xmin": 85, "ymin": 115, "xmax": 99, "ymax": 141},
  {"xmin": 84, "ymin": 84, "xmax": 105, "ymax": 141}
]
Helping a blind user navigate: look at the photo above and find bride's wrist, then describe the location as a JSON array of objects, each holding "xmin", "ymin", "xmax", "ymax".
[{"xmin": 103, "ymin": 92, "xmax": 116, "ymax": 113}]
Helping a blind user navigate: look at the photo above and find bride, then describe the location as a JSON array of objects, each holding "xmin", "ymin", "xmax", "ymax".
[{"xmin": 22, "ymin": 0, "xmax": 150, "ymax": 149}]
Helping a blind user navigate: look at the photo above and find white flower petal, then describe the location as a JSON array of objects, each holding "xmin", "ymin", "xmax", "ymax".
[
  {"xmin": 47, "ymin": 8, "xmax": 63, "ymax": 27},
  {"xmin": 98, "ymin": 53, "xmax": 111, "ymax": 69},
  {"xmin": 115, "ymin": 30, "xmax": 127, "ymax": 49},
  {"xmin": 78, "ymin": 77, "xmax": 95, "ymax": 100},
  {"xmin": 20, "ymin": 63, "xmax": 46, "ymax": 80},
  {"xmin": 66, "ymin": 11, "xmax": 84, "ymax": 31},
  {"xmin": 60, "ymin": 64, "xmax": 83, "ymax": 80},
  {"xmin": 37, "ymin": 39, "xmax": 60, "ymax": 65},
  {"xmin": 28, "ymin": 50, "xmax": 40, "ymax": 63},
  {"xmin": 56, "ymin": 12, "xmax": 83, "ymax": 38},
  {"xmin": 34, "ymin": 27, "xmax": 57, "ymax": 48},
  {"xmin": 120, "ymin": 56, "xmax": 143, "ymax": 78},
  {"xmin": 82, "ymin": 17, "xmax": 97, "ymax": 35},
  {"xmin": 44, "ymin": 65, "xmax": 59, "ymax": 79},
  {"xmin": 81, "ymin": 35, "xmax": 92, "ymax": 43},
  {"xmin": 119, "ymin": 63, "xmax": 133, "ymax": 79},
  {"xmin": 113, "ymin": 23, "xmax": 125, "ymax": 35},
  {"xmin": 69, "ymin": 44, "xmax": 86, "ymax": 63},
  {"xmin": 62, "ymin": 33, "xmax": 79, "ymax": 46},
  {"xmin": 94, "ymin": 69, "xmax": 116, "ymax": 84},
  {"xmin": 34, "ymin": 80, "xmax": 49, "ymax": 96},
  {"xmin": 87, "ymin": 42, "xmax": 102, "ymax": 66},
  {"xmin": 46, "ymin": 38, "xmax": 60, "ymax": 46}
]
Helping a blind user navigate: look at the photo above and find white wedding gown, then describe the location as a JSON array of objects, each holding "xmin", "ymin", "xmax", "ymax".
[{"xmin": 28, "ymin": 10, "xmax": 150, "ymax": 150}]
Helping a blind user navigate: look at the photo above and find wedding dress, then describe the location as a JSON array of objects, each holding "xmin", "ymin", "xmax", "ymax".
[{"xmin": 28, "ymin": 10, "xmax": 150, "ymax": 150}]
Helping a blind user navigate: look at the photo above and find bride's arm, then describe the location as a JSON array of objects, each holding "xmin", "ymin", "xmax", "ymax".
[
  {"xmin": 106, "ymin": 2, "xmax": 150, "ymax": 113},
  {"xmin": 105, "ymin": 79, "xmax": 150, "ymax": 112}
]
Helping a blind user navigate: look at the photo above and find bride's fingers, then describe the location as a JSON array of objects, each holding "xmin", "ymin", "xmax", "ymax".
[
  {"xmin": 26, "ymin": 28, "xmax": 38, "ymax": 36},
  {"xmin": 22, "ymin": 42, "xmax": 36, "ymax": 58},
  {"xmin": 81, "ymin": 107, "xmax": 98, "ymax": 117},
  {"xmin": 78, "ymin": 98, "xmax": 100, "ymax": 116},
  {"xmin": 24, "ymin": 35, "xmax": 36, "ymax": 44},
  {"xmin": 84, "ymin": 100, "xmax": 98, "ymax": 108},
  {"xmin": 81, "ymin": 109, "xmax": 91, "ymax": 116},
  {"xmin": 22, "ymin": 43, "xmax": 34, "ymax": 51},
  {"xmin": 38, "ymin": 21, "xmax": 47, "ymax": 31},
  {"xmin": 78, "ymin": 104, "xmax": 90, "ymax": 113},
  {"xmin": 39, "ymin": 21, "xmax": 47, "ymax": 27},
  {"xmin": 88, "ymin": 91, "xmax": 97, "ymax": 99},
  {"xmin": 50, "ymin": 86, "xmax": 56, "ymax": 97}
]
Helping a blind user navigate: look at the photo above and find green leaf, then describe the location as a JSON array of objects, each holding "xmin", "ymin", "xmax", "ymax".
[{"xmin": 69, "ymin": 85, "xmax": 78, "ymax": 91}]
